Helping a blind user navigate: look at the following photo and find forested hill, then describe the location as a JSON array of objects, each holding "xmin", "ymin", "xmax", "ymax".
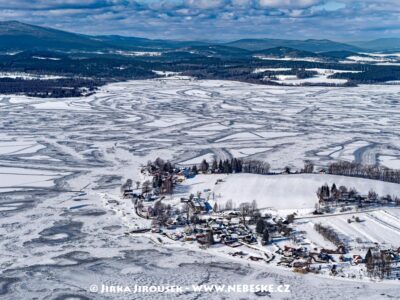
[{"xmin": 1, "ymin": 21, "xmax": 400, "ymax": 97}]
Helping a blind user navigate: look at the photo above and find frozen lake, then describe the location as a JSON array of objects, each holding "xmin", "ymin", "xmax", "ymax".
[{"xmin": 1, "ymin": 77, "xmax": 400, "ymax": 299}]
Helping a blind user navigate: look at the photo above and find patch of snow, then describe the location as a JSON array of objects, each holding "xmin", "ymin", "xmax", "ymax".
[
  {"xmin": 115, "ymin": 51, "xmax": 162, "ymax": 57},
  {"xmin": 254, "ymin": 55, "xmax": 323, "ymax": 63},
  {"xmin": 229, "ymin": 147, "xmax": 271, "ymax": 158},
  {"xmin": 32, "ymin": 56, "xmax": 61, "ymax": 61},
  {"xmin": 253, "ymin": 68, "xmax": 292, "ymax": 73},
  {"xmin": 0, "ymin": 72, "xmax": 65, "ymax": 80},
  {"xmin": 379, "ymin": 155, "xmax": 400, "ymax": 169},
  {"xmin": 180, "ymin": 153, "xmax": 215, "ymax": 165}
]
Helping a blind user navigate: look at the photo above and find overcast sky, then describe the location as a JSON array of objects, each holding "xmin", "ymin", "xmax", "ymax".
[{"xmin": 0, "ymin": 0, "xmax": 398, "ymax": 41}]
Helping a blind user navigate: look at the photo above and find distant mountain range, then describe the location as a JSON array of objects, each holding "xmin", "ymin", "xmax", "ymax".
[
  {"xmin": 225, "ymin": 39, "xmax": 362, "ymax": 52},
  {"xmin": 2, "ymin": 20, "xmax": 400, "ymax": 97},
  {"xmin": 252, "ymin": 47, "xmax": 319, "ymax": 58},
  {"xmin": 0, "ymin": 21, "xmax": 206, "ymax": 52},
  {"xmin": 350, "ymin": 38, "xmax": 400, "ymax": 52},
  {"xmin": 0, "ymin": 21, "xmax": 108, "ymax": 51},
  {"xmin": 1, "ymin": 21, "xmax": 400, "ymax": 53}
]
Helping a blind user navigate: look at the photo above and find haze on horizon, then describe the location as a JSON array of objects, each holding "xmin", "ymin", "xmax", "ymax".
[{"xmin": 0, "ymin": 0, "xmax": 398, "ymax": 42}]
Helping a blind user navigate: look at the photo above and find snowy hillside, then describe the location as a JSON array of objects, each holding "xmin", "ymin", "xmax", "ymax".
[{"xmin": 179, "ymin": 173, "xmax": 400, "ymax": 213}]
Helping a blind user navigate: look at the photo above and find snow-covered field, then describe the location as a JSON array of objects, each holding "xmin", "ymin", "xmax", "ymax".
[
  {"xmin": 0, "ymin": 71, "xmax": 65, "ymax": 80},
  {"xmin": 177, "ymin": 173, "xmax": 400, "ymax": 213},
  {"xmin": 254, "ymin": 55, "xmax": 323, "ymax": 62},
  {"xmin": 115, "ymin": 50, "xmax": 162, "ymax": 57},
  {"xmin": 265, "ymin": 68, "xmax": 361, "ymax": 85},
  {"xmin": 318, "ymin": 210, "xmax": 400, "ymax": 248},
  {"xmin": 1, "ymin": 77, "xmax": 400, "ymax": 299},
  {"xmin": 270, "ymin": 74, "xmax": 348, "ymax": 85}
]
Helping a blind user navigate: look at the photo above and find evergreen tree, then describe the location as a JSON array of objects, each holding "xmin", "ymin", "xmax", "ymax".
[
  {"xmin": 237, "ymin": 159, "xmax": 243, "ymax": 172},
  {"xmin": 262, "ymin": 229, "xmax": 270, "ymax": 245},
  {"xmin": 331, "ymin": 183, "xmax": 337, "ymax": 194},
  {"xmin": 223, "ymin": 159, "xmax": 232, "ymax": 173},
  {"xmin": 191, "ymin": 165, "xmax": 198, "ymax": 174},
  {"xmin": 211, "ymin": 160, "xmax": 218, "ymax": 173},
  {"xmin": 200, "ymin": 159, "xmax": 209, "ymax": 173},
  {"xmin": 232, "ymin": 158, "xmax": 238, "ymax": 173},
  {"xmin": 256, "ymin": 219, "xmax": 265, "ymax": 234},
  {"xmin": 218, "ymin": 160, "xmax": 224, "ymax": 173}
]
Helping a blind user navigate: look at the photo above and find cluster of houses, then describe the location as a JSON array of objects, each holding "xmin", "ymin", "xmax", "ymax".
[
  {"xmin": 181, "ymin": 194, "xmax": 217, "ymax": 214},
  {"xmin": 122, "ymin": 162, "xmax": 295, "ymax": 252},
  {"xmin": 276, "ymin": 245, "xmax": 341, "ymax": 272},
  {"xmin": 275, "ymin": 244, "xmax": 400, "ymax": 276},
  {"xmin": 119, "ymin": 159, "xmax": 400, "ymax": 280},
  {"xmin": 157, "ymin": 215, "xmax": 259, "ymax": 247},
  {"xmin": 316, "ymin": 183, "xmax": 400, "ymax": 208}
]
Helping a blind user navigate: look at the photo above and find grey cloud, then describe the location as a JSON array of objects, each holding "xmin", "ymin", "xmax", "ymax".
[{"xmin": 0, "ymin": 0, "xmax": 397, "ymax": 41}]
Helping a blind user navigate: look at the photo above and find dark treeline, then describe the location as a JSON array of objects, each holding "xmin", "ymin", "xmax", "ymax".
[
  {"xmin": 327, "ymin": 161, "xmax": 400, "ymax": 184},
  {"xmin": 0, "ymin": 78, "xmax": 102, "ymax": 97},
  {"xmin": 148, "ymin": 157, "xmax": 175, "ymax": 174},
  {"xmin": 246, "ymin": 58, "xmax": 400, "ymax": 84},
  {"xmin": 260, "ymin": 69, "xmax": 318, "ymax": 79},
  {"xmin": 0, "ymin": 51, "xmax": 158, "ymax": 79},
  {"xmin": 1, "ymin": 49, "xmax": 400, "ymax": 98},
  {"xmin": 194, "ymin": 158, "xmax": 271, "ymax": 175},
  {"xmin": 249, "ymin": 58, "xmax": 370, "ymax": 72},
  {"xmin": 331, "ymin": 65, "xmax": 400, "ymax": 83},
  {"xmin": 152, "ymin": 156, "xmax": 400, "ymax": 189},
  {"xmin": 315, "ymin": 182, "xmax": 400, "ymax": 206}
]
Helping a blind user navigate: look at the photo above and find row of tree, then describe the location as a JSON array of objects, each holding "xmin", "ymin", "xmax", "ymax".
[
  {"xmin": 317, "ymin": 182, "xmax": 400, "ymax": 205},
  {"xmin": 194, "ymin": 159, "xmax": 315, "ymax": 175},
  {"xmin": 151, "ymin": 158, "xmax": 400, "ymax": 183},
  {"xmin": 194, "ymin": 158, "xmax": 271, "ymax": 175},
  {"xmin": 147, "ymin": 157, "xmax": 175, "ymax": 174},
  {"xmin": 327, "ymin": 161, "xmax": 400, "ymax": 184},
  {"xmin": 316, "ymin": 183, "xmax": 358, "ymax": 201},
  {"xmin": 314, "ymin": 223, "xmax": 344, "ymax": 249}
]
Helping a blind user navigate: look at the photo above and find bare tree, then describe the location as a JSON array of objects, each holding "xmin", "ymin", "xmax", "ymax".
[
  {"xmin": 303, "ymin": 161, "xmax": 314, "ymax": 173},
  {"xmin": 328, "ymin": 161, "xmax": 400, "ymax": 184},
  {"xmin": 368, "ymin": 189, "xmax": 378, "ymax": 201},
  {"xmin": 242, "ymin": 160, "xmax": 270, "ymax": 174},
  {"xmin": 181, "ymin": 203, "xmax": 190, "ymax": 221},
  {"xmin": 251, "ymin": 199, "xmax": 258, "ymax": 211},
  {"xmin": 142, "ymin": 180, "xmax": 152, "ymax": 195},
  {"xmin": 213, "ymin": 202, "xmax": 218, "ymax": 212},
  {"xmin": 120, "ymin": 178, "xmax": 133, "ymax": 194},
  {"xmin": 154, "ymin": 200, "xmax": 169, "ymax": 225},
  {"xmin": 239, "ymin": 202, "xmax": 252, "ymax": 226},
  {"xmin": 225, "ymin": 199, "xmax": 233, "ymax": 210},
  {"xmin": 286, "ymin": 213, "xmax": 295, "ymax": 224}
]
